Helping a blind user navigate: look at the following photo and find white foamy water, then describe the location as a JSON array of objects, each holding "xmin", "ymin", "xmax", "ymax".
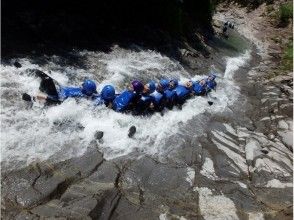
[{"xmin": 1, "ymin": 47, "xmax": 251, "ymax": 171}]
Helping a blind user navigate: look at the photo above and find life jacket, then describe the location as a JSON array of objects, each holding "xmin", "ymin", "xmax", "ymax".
[
  {"xmin": 193, "ymin": 82, "xmax": 207, "ymax": 96},
  {"xmin": 112, "ymin": 90, "xmax": 135, "ymax": 112},
  {"xmin": 134, "ymin": 94, "xmax": 155, "ymax": 114},
  {"xmin": 164, "ymin": 89, "xmax": 177, "ymax": 108},
  {"xmin": 140, "ymin": 95, "xmax": 154, "ymax": 105},
  {"xmin": 150, "ymin": 90, "xmax": 165, "ymax": 104},
  {"xmin": 175, "ymin": 85, "xmax": 191, "ymax": 102},
  {"xmin": 150, "ymin": 90, "xmax": 166, "ymax": 111}
]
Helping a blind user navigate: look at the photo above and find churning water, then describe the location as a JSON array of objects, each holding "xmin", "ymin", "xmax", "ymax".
[{"xmin": 1, "ymin": 46, "xmax": 251, "ymax": 171}]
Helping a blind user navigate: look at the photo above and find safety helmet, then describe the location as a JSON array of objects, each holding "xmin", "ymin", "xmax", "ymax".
[
  {"xmin": 159, "ymin": 79, "xmax": 169, "ymax": 90},
  {"xmin": 147, "ymin": 81, "xmax": 156, "ymax": 93},
  {"xmin": 101, "ymin": 85, "xmax": 115, "ymax": 101},
  {"xmin": 208, "ymin": 74, "xmax": 216, "ymax": 80},
  {"xmin": 169, "ymin": 79, "xmax": 179, "ymax": 88},
  {"xmin": 82, "ymin": 79, "xmax": 97, "ymax": 95},
  {"xmin": 131, "ymin": 80, "xmax": 144, "ymax": 93}
]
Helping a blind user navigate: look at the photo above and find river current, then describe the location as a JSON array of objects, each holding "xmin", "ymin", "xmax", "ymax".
[{"xmin": 1, "ymin": 43, "xmax": 251, "ymax": 172}]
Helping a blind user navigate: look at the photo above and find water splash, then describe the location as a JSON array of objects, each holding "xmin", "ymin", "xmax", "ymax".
[{"xmin": 0, "ymin": 47, "xmax": 251, "ymax": 171}]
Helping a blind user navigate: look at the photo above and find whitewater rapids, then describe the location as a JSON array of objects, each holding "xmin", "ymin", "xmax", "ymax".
[{"xmin": 0, "ymin": 46, "xmax": 251, "ymax": 171}]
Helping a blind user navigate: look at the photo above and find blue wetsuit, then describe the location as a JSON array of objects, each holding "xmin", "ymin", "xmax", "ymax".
[
  {"xmin": 192, "ymin": 82, "xmax": 207, "ymax": 96},
  {"xmin": 150, "ymin": 90, "xmax": 166, "ymax": 111},
  {"xmin": 46, "ymin": 86, "xmax": 87, "ymax": 102},
  {"xmin": 36, "ymin": 72, "xmax": 97, "ymax": 105},
  {"xmin": 58, "ymin": 87, "xmax": 86, "ymax": 100},
  {"xmin": 206, "ymin": 80, "xmax": 217, "ymax": 92},
  {"xmin": 133, "ymin": 93, "xmax": 155, "ymax": 115},
  {"xmin": 174, "ymin": 85, "xmax": 192, "ymax": 104},
  {"xmin": 164, "ymin": 89, "xmax": 177, "ymax": 109},
  {"xmin": 112, "ymin": 90, "xmax": 141, "ymax": 112}
]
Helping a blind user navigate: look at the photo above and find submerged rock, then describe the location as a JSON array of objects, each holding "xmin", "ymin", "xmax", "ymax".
[
  {"xmin": 128, "ymin": 126, "xmax": 136, "ymax": 138},
  {"xmin": 13, "ymin": 61, "xmax": 22, "ymax": 68},
  {"xmin": 94, "ymin": 131, "xmax": 104, "ymax": 140}
]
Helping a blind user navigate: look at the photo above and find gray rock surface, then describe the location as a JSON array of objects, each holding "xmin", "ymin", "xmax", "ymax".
[{"xmin": 2, "ymin": 146, "xmax": 104, "ymax": 218}]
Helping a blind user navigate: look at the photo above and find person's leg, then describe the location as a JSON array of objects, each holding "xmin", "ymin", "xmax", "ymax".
[
  {"xmin": 33, "ymin": 69, "xmax": 48, "ymax": 79},
  {"xmin": 23, "ymin": 69, "xmax": 60, "ymax": 105},
  {"xmin": 28, "ymin": 69, "xmax": 59, "ymax": 97},
  {"xmin": 39, "ymin": 76, "xmax": 58, "ymax": 98}
]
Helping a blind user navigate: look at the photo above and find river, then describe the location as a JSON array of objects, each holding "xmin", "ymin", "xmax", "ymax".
[{"xmin": 1, "ymin": 26, "xmax": 292, "ymax": 219}]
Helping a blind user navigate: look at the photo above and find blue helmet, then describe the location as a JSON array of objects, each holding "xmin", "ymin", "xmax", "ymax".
[
  {"xmin": 208, "ymin": 74, "xmax": 216, "ymax": 80},
  {"xmin": 147, "ymin": 81, "xmax": 156, "ymax": 93},
  {"xmin": 159, "ymin": 79, "xmax": 169, "ymax": 90},
  {"xmin": 82, "ymin": 79, "xmax": 97, "ymax": 95},
  {"xmin": 169, "ymin": 79, "xmax": 178, "ymax": 88},
  {"xmin": 101, "ymin": 85, "xmax": 115, "ymax": 101}
]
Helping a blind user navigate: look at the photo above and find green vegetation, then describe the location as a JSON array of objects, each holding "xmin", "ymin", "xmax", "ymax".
[
  {"xmin": 281, "ymin": 39, "xmax": 293, "ymax": 71},
  {"xmin": 279, "ymin": 2, "xmax": 293, "ymax": 24}
]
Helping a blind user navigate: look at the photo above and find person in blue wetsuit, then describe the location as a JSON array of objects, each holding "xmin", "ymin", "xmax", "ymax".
[
  {"xmin": 150, "ymin": 79, "xmax": 169, "ymax": 112},
  {"xmin": 192, "ymin": 79, "xmax": 207, "ymax": 96},
  {"xmin": 205, "ymin": 74, "xmax": 217, "ymax": 92},
  {"xmin": 92, "ymin": 85, "xmax": 116, "ymax": 108},
  {"xmin": 56, "ymin": 79, "xmax": 98, "ymax": 101},
  {"xmin": 133, "ymin": 80, "xmax": 156, "ymax": 115},
  {"xmin": 164, "ymin": 79, "xmax": 178, "ymax": 109},
  {"xmin": 34, "ymin": 77, "xmax": 98, "ymax": 104},
  {"xmin": 112, "ymin": 80, "xmax": 144, "ymax": 112},
  {"xmin": 174, "ymin": 80, "xmax": 194, "ymax": 105}
]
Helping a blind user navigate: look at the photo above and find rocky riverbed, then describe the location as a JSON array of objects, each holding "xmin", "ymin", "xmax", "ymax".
[{"xmin": 1, "ymin": 3, "xmax": 293, "ymax": 220}]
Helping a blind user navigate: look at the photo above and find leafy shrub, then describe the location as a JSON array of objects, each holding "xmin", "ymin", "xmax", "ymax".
[
  {"xmin": 279, "ymin": 2, "xmax": 293, "ymax": 24},
  {"xmin": 281, "ymin": 39, "xmax": 293, "ymax": 71}
]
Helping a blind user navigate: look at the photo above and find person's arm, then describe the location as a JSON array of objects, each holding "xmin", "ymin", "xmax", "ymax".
[{"xmin": 107, "ymin": 102, "xmax": 113, "ymax": 109}]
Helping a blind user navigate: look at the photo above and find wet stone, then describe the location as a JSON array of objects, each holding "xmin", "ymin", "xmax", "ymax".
[
  {"xmin": 31, "ymin": 198, "xmax": 93, "ymax": 219},
  {"xmin": 94, "ymin": 131, "xmax": 104, "ymax": 140},
  {"xmin": 122, "ymin": 157, "xmax": 190, "ymax": 194},
  {"xmin": 110, "ymin": 197, "xmax": 160, "ymax": 220},
  {"xmin": 260, "ymin": 148, "xmax": 269, "ymax": 154},
  {"xmin": 13, "ymin": 61, "xmax": 22, "ymax": 68},
  {"xmin": 252, "ymin": 187, "xmax": 293, "ymax": 211},
  {"xmin": 1, "ymin": 147, "xmax": 104, "ymax": 210},
  {"xmin": 15, "ymin": 211, "xmax": 40, "ymax": 220},
  {"xmin": 278, "ymin": 120, "xmax": 289, "ymax": 130},
  {"xmin": 128, "ymin": 126, "xmax": 136, "ymax": 138},
  {"xmin": 88, "ymin": 161, "xmax": 118, "ymax": 183}
]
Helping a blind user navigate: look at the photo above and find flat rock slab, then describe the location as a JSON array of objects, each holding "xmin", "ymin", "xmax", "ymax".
[{"xmin": 2, "ymin": 146, "xmax": 103, "ymax": 211}]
